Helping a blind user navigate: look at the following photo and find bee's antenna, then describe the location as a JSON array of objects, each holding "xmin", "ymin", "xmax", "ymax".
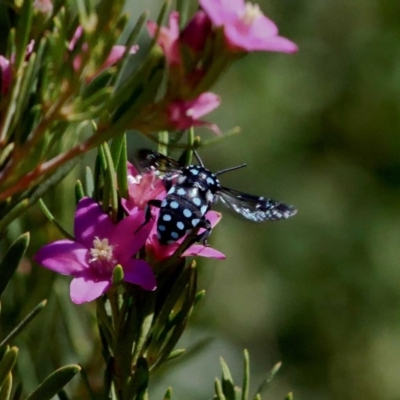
[
  {"xmin": 193, "ymin": 149, "xmax": 204, "ymax": 167},
  {"xmin": 215, "ymin": 164, "xmax": 247, "ymax": 176}
]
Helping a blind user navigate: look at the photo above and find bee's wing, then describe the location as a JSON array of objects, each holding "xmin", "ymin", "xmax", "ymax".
[
  {"xmin": 135, "ymin": 149, "xmax": 184, "ymax": 181},
  {"xmin": 218, "ymin": 186, "xmax": 297, "ymax": 222}
]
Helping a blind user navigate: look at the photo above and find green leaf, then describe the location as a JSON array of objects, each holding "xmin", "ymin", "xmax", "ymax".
[
  {"xmin": 0, "ymin": 300, "xmax": 47, "ymax": 349},
  {"xmin": 85, "ymin": 167, "xmax": 94, "ymax": 198},
  {"xmin": 125, "ymin": 357, "xmax": 149, "ymax": 400},
  {"xmin": 254, "ymin": 361, "xmax": 282, "ymax": 398},
  {"xmin": 214, "ymin": 378, "xmax": 226, "ymax": 400},
  {"xmin": 100, "ymin": 142, "xmax": 118, "ymax": 218},
  {"xmin": 15, "ymin": 0, "xmax": 33, "ymax": 69},
  {"xmin": 165, "ymin": 349, "xmax": 185, "ymax": 362},
  {"xmin": 25, "ymin": 365, "xmax": 81, "ymax": 400},
  {"xmin": 0, "ymin": 371, "xmax": 12, "ymax": 400},
  {"xmin": 0, "ymin": 232, "xmax": 30, "ymax": 297},
  {"xmin": 38, "ymin": 199, "xmax": 73, "ymax": 240},
  {"xmin": 0, "ymin": 200, "xmax": 29, "ymax": 234},
  {"xmin": 220, "ymin": 358, "xmax": 235, "ymax": 400},
  {"xmin": 113, "ymin": 11, "xmax": 148, "ymax": 89},
  {"xmin": 194, "ymin": 290, "xmax": 206, "ymax": 306},
  {"xmin": 242, "ymin": 350, "xmax": 250, "ymax": 400},
  {"xmin": 163, "ymin": 387, "xmax": 172, "ymax": 400},
  {"xmin": 75, "ymin": 180, "xmax": 85, "ymax": 201},
  {"xmin": 115, "ymin": 134, "xmax": 128, "ymax": 199},
  {"xmin": 0, "ymin": 347, "xmax": 18, "ymax": 389},
  {"xmin": 284, "ymin": 393, "xmax": 294, "ymax": 400},
  {"xmin": 11, "ymin": 382, "xmax": 22, "ymax": 400}
]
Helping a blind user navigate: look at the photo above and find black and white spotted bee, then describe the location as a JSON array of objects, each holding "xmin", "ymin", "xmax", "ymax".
[{"xmin": 137, "ymin": 149, "xmax": 297, "ymax": 245}]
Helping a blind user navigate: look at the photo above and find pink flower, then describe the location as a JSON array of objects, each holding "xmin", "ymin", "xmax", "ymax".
[
  {"xmin": 121, "ymin": 163, "xmax": 166, "ymax": 213},
  {"xmin": 34, "ymin": 197, "xmax": 156, "ymax": 304},
  {"xmin": 69, "ymin": 27, "xmax": 138, "ymax": 78},
  {"xmin": 180, "ymin": 11, "xmax": 213, "ymax": 53},
  {"xmin": 146, "ymin": 210, "xmax": 226, "ymax": 261},
  {"xmin": 122, "ymin": 165, "xmax": 225, "ymax": 261},
  {"xmin": 167, "ymin": 92, "xmax": 221, "ymax": 134},
  {"xmin": 0, "ymin": 56, "xmax": 11, "ymax": 96},
  {"xmin": 147, "ymin": 12, "xmax": 181, "ymax": 65},
  {"xmin": 199, "ymin": 0, "xmax": 298, "ymax": 53}
]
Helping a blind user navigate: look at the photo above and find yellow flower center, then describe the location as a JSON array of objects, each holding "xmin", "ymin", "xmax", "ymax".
[
  {"xmin": 241, "ymin": 3, "xmax": 262, "ymax": 25},
  {"xmin": 89, "ymin": 237, "xmax": 116, "ymax": 264}
]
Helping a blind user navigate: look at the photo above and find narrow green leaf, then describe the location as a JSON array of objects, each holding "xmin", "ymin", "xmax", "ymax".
[
  {"xmin": 0, "ymin": 200, "xmax": 29, "ymax": 234},
  {"xmin": 254, "ymin": 361, "xmax": 282, "ymax": 398},
  {"xmin": 163, "ymin": 387, "xmax": 172, "ymax": 400},
  {"xmin": 165, "ymin": 349, "xmax": 185, "ymax": 362},
  {"xmin": 11, "ymin": 382, "xmax": 22, "ymax": 400},
  {"xmin": 109, "ymin": 133, "xmax": 125, "ymax": 168},
  {"xmin": 194, "ymin": 290, "xmax": 206, "ymax": 305},
  {"xmin": 85, "ymin": 167, "xmax": 94, "ymax": 198},
  {"xmin": 0, "ymin": 144, "xmax": 14, "ymax": 170},
  {"xmin": 15, "ymin": 0, "xmax": 33, "ymax": 68},
  {"xmin": 0, "ymin": 371, "xmax": 12, "ymax": 400},
  {"xmin": 125, "ymin": 357, "xmax": 149, "ymax": 400},
  {"xmin": 38, "ymin": 199, "xmax": 73, "ymax": 240},
  {"xmin": 25, "ymin": 365, "xmax": 81, "ymax": 400},
  {"xmin": 220, "ymin": 358, "xmax": 235, "ymax": 400},
  {"xmin": 101, "ymin": 142, "xmax": 118, "ymax": 218},
  {"xmin": 113, "ymin": 11, "xmax": 149, "ymax": 89},
  {"xmin": 0, "ymin": 232, "xmax": 30, "ymax": 297},
  {"xmin": 75, "ymin": 180, "xmax": 85, "ymax": 201},
  {"xmin": 115, "ymin": 134, "xmax": 128, "ymax": 199},
  {"xmin": 242, "ymin": 350, "xmax": 250, "ymax": 400},
  {"xmin": 152, "ymin": 0, "xmax": 170, "ymax": 46},
  {"xmin": 214, "ymin": 378, "xmax": 226, "ymax": 400},
  {"xmin": 0, "ymin": 300, "xmax": 47, "ymax": 348},
  {"xmin": 0, "ymin": 347, "xmax": 18, "ymax": 388},
  {"xmin": 176, "ymin": 0, "xmax": 190, "ymax": 27}
]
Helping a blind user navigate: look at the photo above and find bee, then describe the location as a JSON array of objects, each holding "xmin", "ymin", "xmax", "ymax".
[{"xmin": 137, "ymin": 149, "xmax": 297, "ymax": 245}]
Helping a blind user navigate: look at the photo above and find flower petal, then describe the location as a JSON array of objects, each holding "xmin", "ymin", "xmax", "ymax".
[
  {"xmin": 182, "ymin": 244, "xmax": 226, "ymax": 259},
  {"xmin": 70, "ymin": 276, "xmax": 110, "ymax": 304},
  {"xmin": 167, "ymin": 92, "xmax": 221, "ymax": 133},
  {"xmin": 33, "ymin": 240, "xmax": 88, "ymax": 275},
  {"xmin": 74, "ymin": 197, "xmax": 115, "ymax": 248},
  {"xmin": 111, "ymin": 212, "xmax": 154, "ymax": 261},
  {"xmin": 200, "ymin": 0, "xmax": 244, "ymax": 26},
  {"xmin": 124, "ymin": 259, "xmax": 156, "ymax": 291}
]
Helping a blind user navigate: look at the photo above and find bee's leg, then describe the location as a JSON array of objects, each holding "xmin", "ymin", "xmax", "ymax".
[
  {"xmin": 135, "ymin": 199, "xmax": 162, "ymax": 233},
  {"xmin": 194, "ymin": 218, "xmax": 212, "ymax": 246}
]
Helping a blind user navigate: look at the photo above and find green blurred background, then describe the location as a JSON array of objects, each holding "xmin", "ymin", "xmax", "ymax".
[{"xmin": 4, "ymin": 0, "xmax": 400, "ymax": 399}]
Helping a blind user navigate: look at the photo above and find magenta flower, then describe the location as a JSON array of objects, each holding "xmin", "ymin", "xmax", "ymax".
[
  {"xmin": 122, "ymin": 165, "xmax": 225, "ymax": 261},
  {"xmin": 146, "ymin": 210, "xmax": 226, "ymax": 262},
  {"xmin": 34, "ymin": 197, "xmax": 156, "ymax": 304},
  {"xmin": 69, "ymin": 26, "xmax": 138, "ymax": 78},
  {"xmin": 199, "ymin": 0, "xmax": 298, "ymax": 53},
  {"xmin": 147, "ymin": 12, "xmax": 181, "ymax": 65},
  {"xmin": 167, "ymin": 92, "xmax": 221, "ymax": 134}
]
